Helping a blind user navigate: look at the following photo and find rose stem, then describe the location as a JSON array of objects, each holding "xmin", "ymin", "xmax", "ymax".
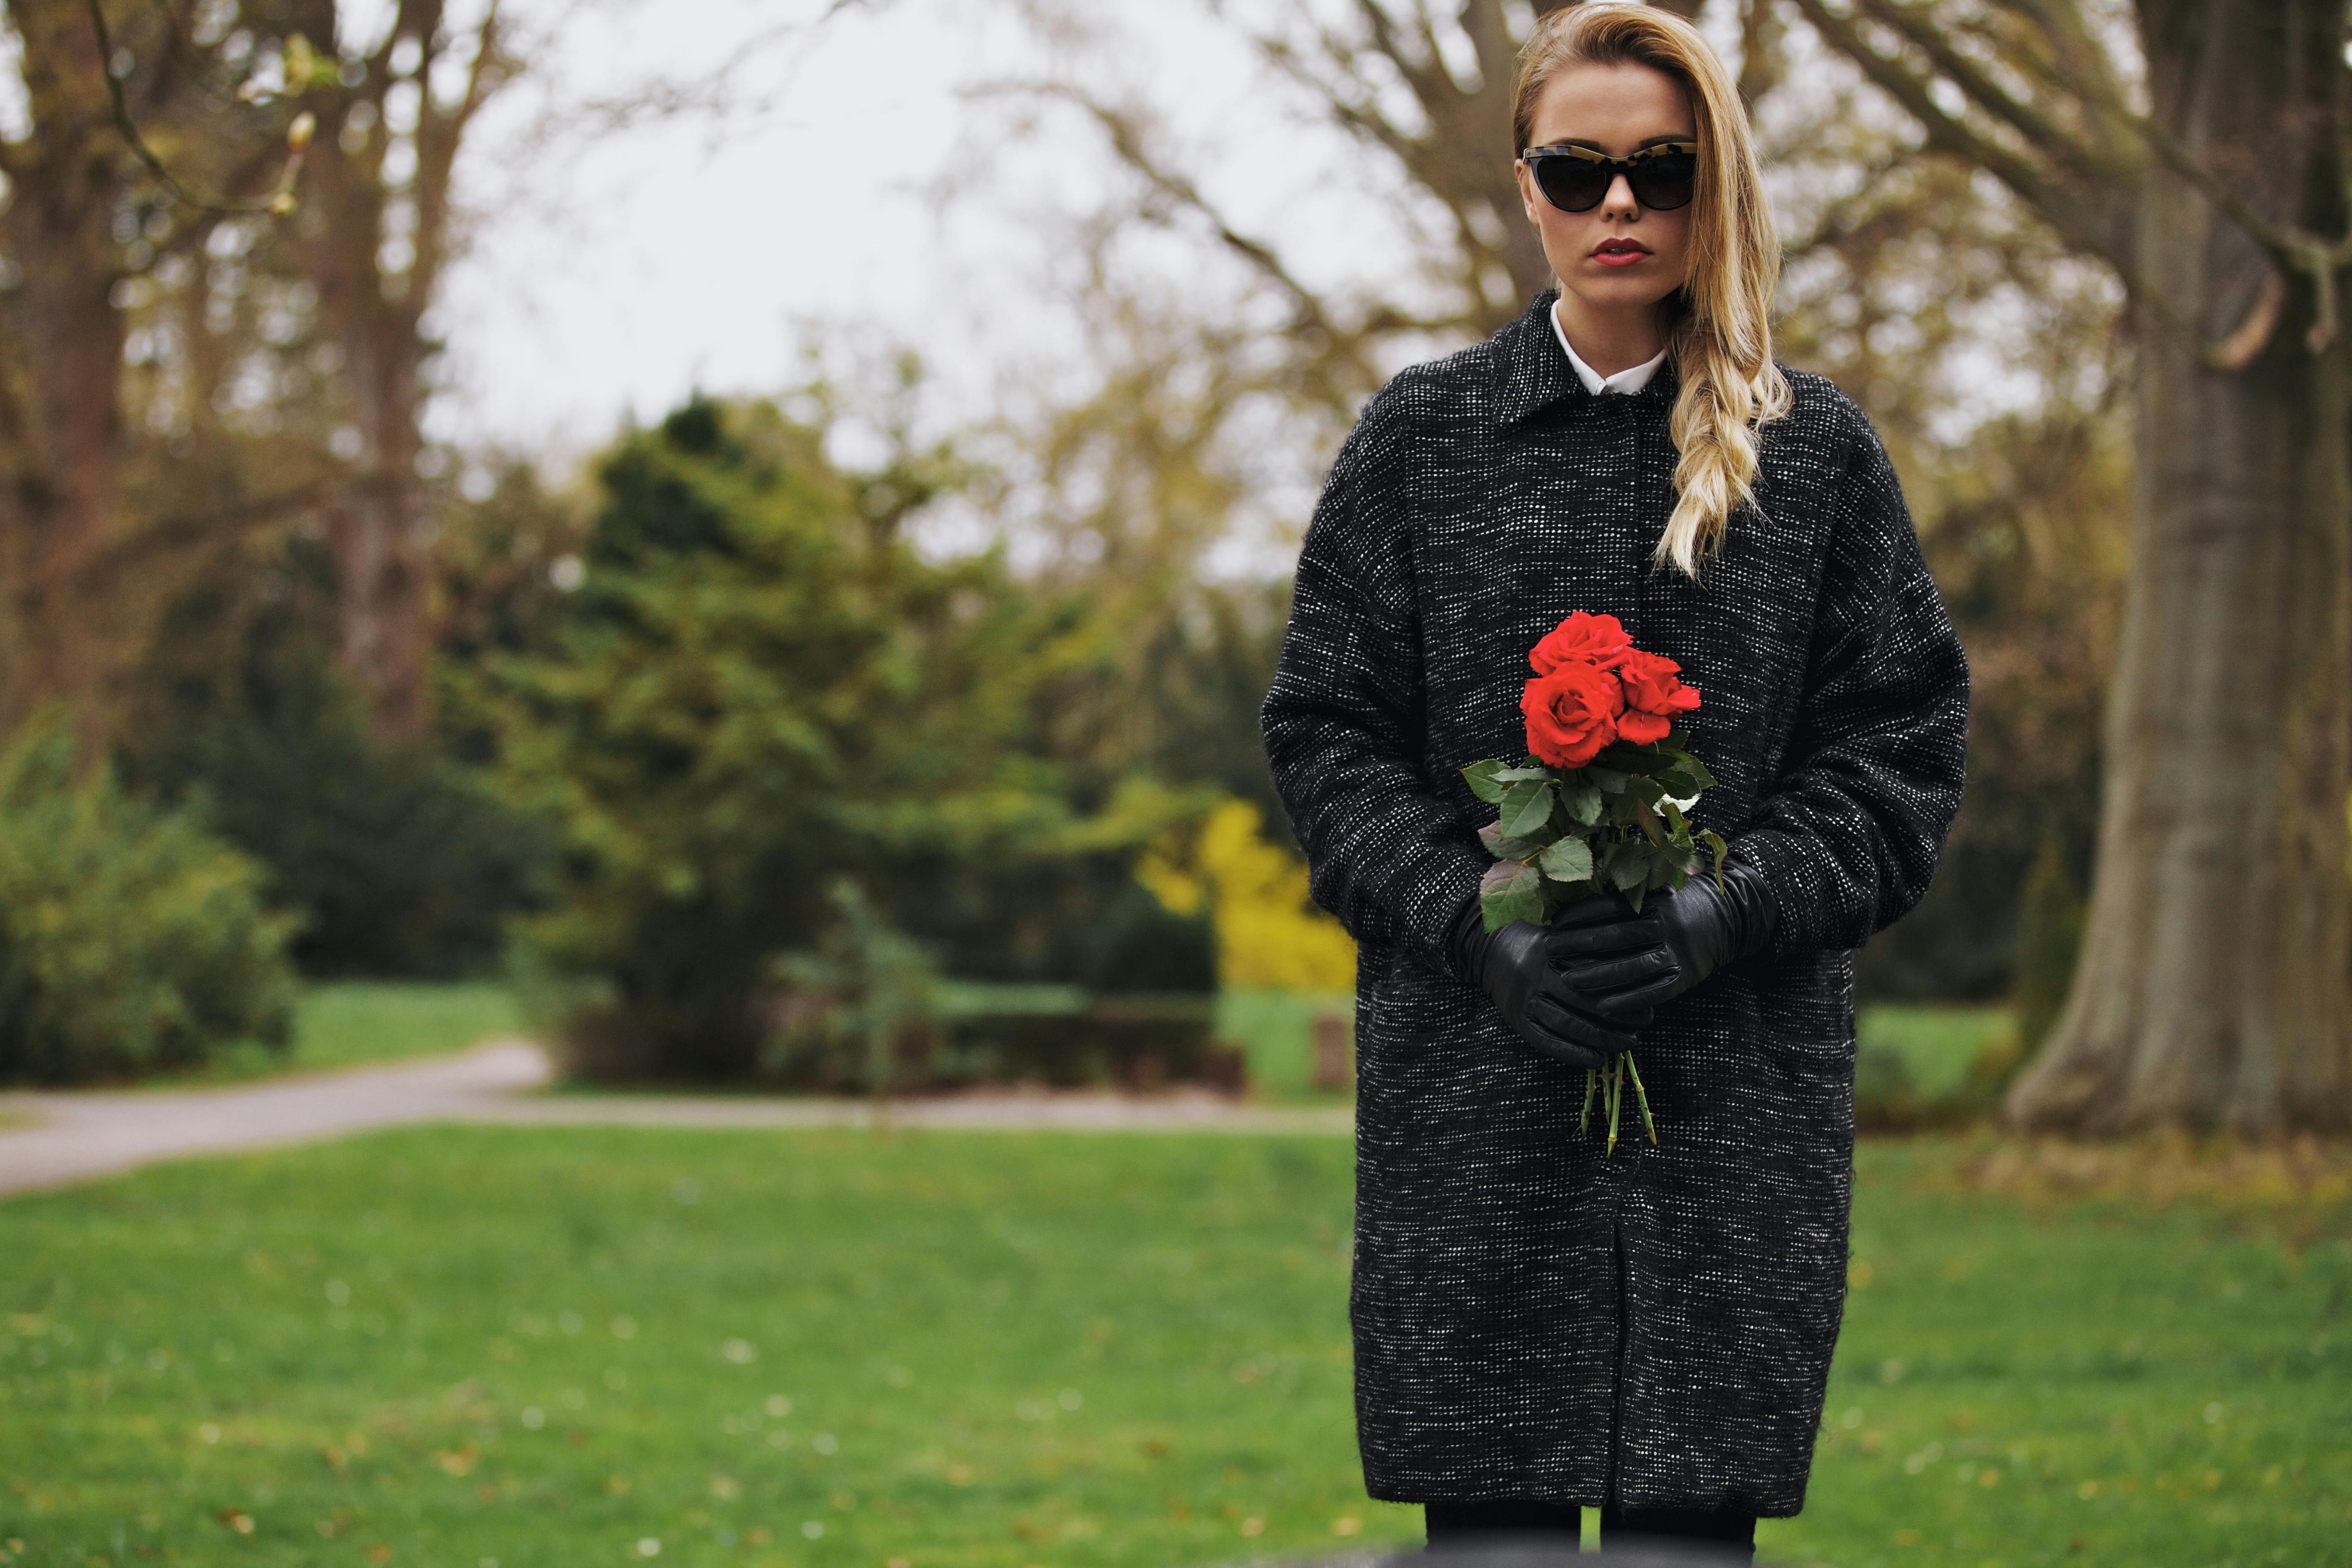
[
  {"xmin": 1606, "ymin": 1059, "xmax": 1622, "ymax": 1157},
  {"xmin": 1625, "ymin": 1052, "xmax": 1659, "ymax": 1145},
  {"xmin": 1580, "ymin": 1069, "xmax": 1597, "ymax": 1137}
]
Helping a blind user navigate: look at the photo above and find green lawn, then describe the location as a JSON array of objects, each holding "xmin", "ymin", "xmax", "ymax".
[
  {"xmin": 1215, "ymin": 990, "xmax": 1354, "ymax": 1102},
  {"xmin": 157, "ymin": 983, "xmax": 525, "ymax": 1086},
  {"xmin": 2, "ymin": 1127, "xmax": 2346, "ymax": 1567},
  {"xmin": 1857, "ymin": 1005, "xmax": 2017, "ymax": 1101}
]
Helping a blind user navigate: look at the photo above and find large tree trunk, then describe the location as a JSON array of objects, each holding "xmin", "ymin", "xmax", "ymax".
[
  {"xmin": 2005, "ymin": 0, "xmax": 2352, "ymax": 1135},
  {"xmin": 290, "ymin": 0, "xmax": 509, "ymax": 744},
  {"xmin": 295, "ymin": 3, "xmax": 435, "ymax": 746},
  {"xmin": 0, "ymin": 0, "xmax": 132, "ymax": 767},
  {"xmin": 320, "ymin": 289, "xmax": 433, "ymax": 745}
]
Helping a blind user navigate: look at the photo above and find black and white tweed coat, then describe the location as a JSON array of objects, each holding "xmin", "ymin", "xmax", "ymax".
[{"xmin": 1260, "ymin": 289, "xmax": 1969, "ymax": 1517}]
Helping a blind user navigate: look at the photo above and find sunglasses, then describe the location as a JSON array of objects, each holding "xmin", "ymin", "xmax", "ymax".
[{"xmin": 1521, "ymin": 141, "xmax": 1700, "ymax": 214}]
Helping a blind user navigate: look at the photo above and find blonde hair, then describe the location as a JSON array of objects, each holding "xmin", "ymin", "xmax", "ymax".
[{"xmin": 1513, "ymin": 2, "xmax": 1790, "ymax": 578}]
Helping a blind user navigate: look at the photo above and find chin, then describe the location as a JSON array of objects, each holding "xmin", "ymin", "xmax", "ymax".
[{"xmin": 1563, "ymin": 274, "xmax": 1679, "ymax": 309}]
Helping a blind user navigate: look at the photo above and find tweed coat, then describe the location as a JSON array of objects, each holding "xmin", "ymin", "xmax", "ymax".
[{"xmin": 1259, "ymin": 289, "xmax": 1970, "ymax": 1517}]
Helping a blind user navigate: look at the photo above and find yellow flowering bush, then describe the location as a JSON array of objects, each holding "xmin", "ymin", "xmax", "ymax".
[{"xmin": 1138, "ymin": 798, "xmax": 1356, "ymax": 991}]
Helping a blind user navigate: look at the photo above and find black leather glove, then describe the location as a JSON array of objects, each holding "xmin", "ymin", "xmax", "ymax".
[
  {"xmin": 1548, "ymin": 857, "xmax": 1780, "ymax": 1015},
  {"xmin": 1446, "ymin": 894, "xmax": 1652, "ymax": 1071}
]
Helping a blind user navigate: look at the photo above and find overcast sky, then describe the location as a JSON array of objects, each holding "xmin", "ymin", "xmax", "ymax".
[{"xmin": 432, "ymin": 0, "xmax": 1436, "ymax": 462}]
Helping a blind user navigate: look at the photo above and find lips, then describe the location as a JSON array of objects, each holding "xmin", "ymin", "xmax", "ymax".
[{"xmin": 1591, "ymin": 238, "xmax": 1651, "ymax": 269}]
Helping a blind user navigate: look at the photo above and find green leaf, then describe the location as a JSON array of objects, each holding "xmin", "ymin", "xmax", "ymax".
[
  {"xmin": 1462, "ymin": 759, "xmax": 1510, "ymax": 803},
  {"xmin": 1491, "ymin": 766, "xmax": 1552, "ymax": 783},
  {"xmin": 1587, "ymin": 766, "xmax": 1628, "ymax": 795},
  {"xmin": 1701, "ymin": 828, "xmax": 1729, "ymax": 889},
  {"xmin": 1652, "ymin": 767, "xmax": 1701, "ymax": 800},
  {"xmin": 1560, "ymin": 776, "xmax": 1604, "ymax": 826},
  {"xmin": 1610, "ymin": 846, "xmax": 1651, "ymax": 893},
  {"xmin": 1630, "ymin": 775, "xmax": 1667, "ymax": 809},
  {"xmin": 1499, "ymin": 780, "xmax": 1554, "ymax": 839},
  {"xmin": 1478, "ymin": 820, "xmax": 1542, "ymax": 859},
  {"xmin": 1681, "ymin": 754, "xmax": 1718, "ymax": 790},
  {"xmin": 1479, "ymin": 858, "xmax": 1545, "ymax": 930},
  {"xmin": 1539, "ymin": 836, "xmax": 1594, "ymax": 883}
]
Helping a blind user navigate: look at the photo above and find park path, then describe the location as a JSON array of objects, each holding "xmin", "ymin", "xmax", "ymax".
[{"xmin": 0, "ymin": 1042, "xmax": 1353, "ymax": 1198}]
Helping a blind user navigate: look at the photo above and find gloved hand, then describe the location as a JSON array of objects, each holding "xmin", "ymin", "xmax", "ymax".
[
  {"xmin": 1447, "ymin": 894, "xmax": 1652, "ymax": 1071},
  {"xmin": 1548, "ymin": 857, "xmax": 1780, "ymax": 1015}
]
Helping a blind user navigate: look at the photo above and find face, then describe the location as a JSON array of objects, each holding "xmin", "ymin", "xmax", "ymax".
[{"xmin": 1514, "ymin": 61, "xmax": 1697, "ymax": 321}]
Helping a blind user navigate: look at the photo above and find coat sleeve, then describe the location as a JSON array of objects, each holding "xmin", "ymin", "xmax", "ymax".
[
  {"xmin": 1731, "ymin": 399, "xmax": 1971, "ymax": 957},
  {"xmin": 1260, "ymin": 385, "xmax": 1490, "ymax": 974}
]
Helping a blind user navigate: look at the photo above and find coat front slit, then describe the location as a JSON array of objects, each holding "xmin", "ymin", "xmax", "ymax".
[{"xmin": 1260, "ymin": 290, "xmax": 1970, "ymax": 1517}]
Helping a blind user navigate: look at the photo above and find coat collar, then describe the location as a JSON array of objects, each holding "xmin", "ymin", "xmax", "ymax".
[{"xmin": 1491, "ymin": 287, "xmax": 1680, "ymax": 427}]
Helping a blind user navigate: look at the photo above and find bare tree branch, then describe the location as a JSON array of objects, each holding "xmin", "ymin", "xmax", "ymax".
[
  {"xmin": 1844, "ymin": 0, "xmax": 2119, "ymax": 185},
  {"xmin": 1787, "ymin": 0, "xmax": 2093, "ymax": 250},
  {"xmin": 83, "ymin": 0, "xmax": 308, "ymax": 213},
  {"xmin": 977, "ymin": 77, "xmax": 1397, "ymax": 402}
]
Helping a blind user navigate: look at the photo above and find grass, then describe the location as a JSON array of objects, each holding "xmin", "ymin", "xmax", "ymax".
[
  {"xmin": 2, "ymin": 1127, "xmax": 2347, "ymax": 1568},
  {"xmin": 1214, "ymin": 990, "xmax": 1354, "ymax": 1102},
  {"xmin": 0, "ymin": 1126, "xmax": 1394, "ymax": 1567},
  {"xmin": 1858, "ymin": 1005, "xmax": 2017, "ymax": 1101},
  {"xmin": 1780, "ymin": 1139, "xmax": 2352, "ymax": 1567},
  {"xmin": 154, "ymin": 983, "xmax": 525, "ymax": 1087}
]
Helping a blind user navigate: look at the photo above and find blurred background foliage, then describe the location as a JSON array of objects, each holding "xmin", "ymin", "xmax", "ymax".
[
  {"xmin": 0, "ymin": 0, "xmax": 2117, "ymax": 1096},
  {"xmin": 0, "ymin": 717, "xmax": 298, "ymax": 1081}
]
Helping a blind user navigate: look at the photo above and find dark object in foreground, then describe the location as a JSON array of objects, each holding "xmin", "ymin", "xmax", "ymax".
[{"xmin": 1246, "ymin": 1543, "xmax": 1761, "ymax": 1567}]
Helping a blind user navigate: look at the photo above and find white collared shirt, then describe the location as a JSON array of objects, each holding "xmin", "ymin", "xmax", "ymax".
[{"xmin": 1551, "ymin": 298, "xmax": 1667, "ymax": 395}]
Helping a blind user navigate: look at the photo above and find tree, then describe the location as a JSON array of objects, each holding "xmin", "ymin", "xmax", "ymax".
[
  {"xmin": 1785, "ymin": 0, "xmax": 2352, "ymax": 1134},
  {"xmin": 279, "ymin": 0, "xmax": 516, "ymax": 741},
  {"xmin": 1, "ymin": 0, "xmax": 761, "ymax": 751},
  {"xmin": 0, "ymin": 0, "xmax": 489, "ymax": 750},
  {"xmin": 482, "ymin": 394, "xmax": 1150, "ymax": 1077},
  {"xmin": 0, "ymin": 0, "xmax": 291, "ymax": 760}
]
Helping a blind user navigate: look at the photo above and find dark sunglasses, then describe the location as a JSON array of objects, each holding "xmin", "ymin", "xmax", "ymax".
[{"xmin": 1521, "ymin": 141, "xmax": 1700, "ymax": 214}]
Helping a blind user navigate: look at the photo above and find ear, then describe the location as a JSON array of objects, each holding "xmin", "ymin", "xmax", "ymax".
[{"xmin": 1514, "ymin": 160, "xmax": 1541, "ymax": 226}]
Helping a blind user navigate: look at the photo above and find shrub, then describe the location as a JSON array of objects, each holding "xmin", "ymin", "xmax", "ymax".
[
  {"xmin": 0, "ymin": 722, "xmax": 299, "ymax": 1083},
  {"xmin": 486, "ymin": 396, "xmax": 1117, "ymax": 1078},
  {"xmin": 1137, "ymin": 798, "xmax": 1356, "ymax": 990},
  {"xmin": 124, "ymin": 643, "xmax": 550, "ymax": 980},
  {"xmin": 761, "ymin": 879, "xmax": 946, "ymax": 1093}
]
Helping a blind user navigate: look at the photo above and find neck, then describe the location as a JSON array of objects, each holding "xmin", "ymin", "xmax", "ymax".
[{"xmin": 1553, "ymin": 292, "xmax": 1666, "ymax": 379}]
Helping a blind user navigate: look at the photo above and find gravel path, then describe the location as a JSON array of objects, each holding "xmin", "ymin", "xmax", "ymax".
[{"xmin": 0, "ymin": 1042, "xmax": 1352, "ymax": 1197}]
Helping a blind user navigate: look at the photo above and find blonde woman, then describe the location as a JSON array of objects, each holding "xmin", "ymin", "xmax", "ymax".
[{"xmin": 1261, "ymin": 4, "xmax": 1968, "ymax": 1558}]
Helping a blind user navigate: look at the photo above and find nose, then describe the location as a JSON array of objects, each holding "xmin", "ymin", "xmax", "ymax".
[{"xmin": 1601, "ymin": 172, "xmax": 1641, "ymax": 219}]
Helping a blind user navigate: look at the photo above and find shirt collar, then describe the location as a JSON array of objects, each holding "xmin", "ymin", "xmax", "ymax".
[
  {"xmin": 1552, "ymin": 298, "xmax": 1667, "ymax": 395},
  {"xmin": 1489, "ymin": 288, "xmax": 1677, "ymax": 427}
]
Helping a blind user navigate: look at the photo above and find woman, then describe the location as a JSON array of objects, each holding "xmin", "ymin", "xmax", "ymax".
[{"xmin": 1260, "ymin": 4, "xmax": 1969, "ymax": 1558}]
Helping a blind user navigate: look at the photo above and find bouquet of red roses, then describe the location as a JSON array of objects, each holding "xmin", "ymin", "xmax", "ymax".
[{"xmin": 1461, "ymin": 611, "xmax": 1727, "ymax": 1152}]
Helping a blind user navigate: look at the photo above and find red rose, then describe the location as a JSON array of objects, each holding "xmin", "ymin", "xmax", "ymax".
[
  {"xmin": 1614, "ymin": 647, "xmax": 1702, "ymax": 745},
  {"xmin": 1529, "ymin": 611, "xmax": 1633, "ymax": 676},
  {"xmin": 1522, "ymin": 660, "xmax": 1625, "ymax": 769}
]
